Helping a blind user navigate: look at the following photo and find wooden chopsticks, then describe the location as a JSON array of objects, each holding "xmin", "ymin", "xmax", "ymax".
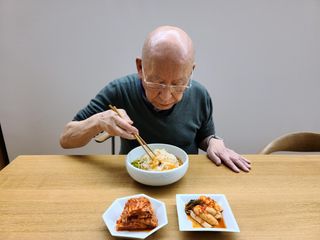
[{"xmin": 108, "ymin": 105, "xmax": 157, "ymax": 161}]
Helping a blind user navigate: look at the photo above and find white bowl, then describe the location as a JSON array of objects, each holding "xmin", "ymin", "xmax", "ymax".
[{"xmin": 126, "ymin": 143, "xmax": 189, "ymax": 186}]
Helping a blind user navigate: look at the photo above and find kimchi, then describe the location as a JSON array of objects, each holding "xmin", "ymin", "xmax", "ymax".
[{"xmin": 116, "ymin": 196, "xmax": 158, "ymax": 231}]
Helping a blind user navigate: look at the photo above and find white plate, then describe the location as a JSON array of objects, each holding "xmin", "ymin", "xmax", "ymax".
[
  {"xmin": 176, "ymin": 194, "xmax": 240, "ymax": 232},
  {"xmin": 102, "ymin": 193, "xmax": 168, "ymax": 239}
]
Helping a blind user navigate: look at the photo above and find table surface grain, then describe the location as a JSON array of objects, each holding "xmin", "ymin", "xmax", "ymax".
[{"xmin": 0, "ymin": 154, "xmax": 320, "ymax": 240}]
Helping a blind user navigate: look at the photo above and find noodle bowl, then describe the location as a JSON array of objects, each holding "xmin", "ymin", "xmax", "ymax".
[
  {"xmin": 131, "ymin": 149, "xmax": 183, "ymax": 171},
  {"xmin": 126, "ymin": 144, "xmax": 189, "ymax": 186}
]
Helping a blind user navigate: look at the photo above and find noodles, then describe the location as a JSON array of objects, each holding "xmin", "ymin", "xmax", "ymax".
[{"xmin": 131, "ymin": 149, "xmax": 182, "ymax": 171}]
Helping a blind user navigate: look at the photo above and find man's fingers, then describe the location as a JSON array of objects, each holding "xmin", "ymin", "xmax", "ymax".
[
  {"xmin": 236, "ymin": 155, "xmax": 251, "ymax": 169},
  {"xmin": 218, "ymin": 152, "xmax": 241, "ymax": 173},
  {"xmin": 241, "ymin": 156, "xmax": 251, "ymax": 164},
  {"xmin": 207, "ymin": 140, "xmax": 252, "ymax": 173},
  {"xmin": 114, "ymin": 116, "xmax": 138, "ymax": 135},
  {"xmin": 117, "ymin": 127, "xmax": 135, "ymax": 139},
  {"xmin": 207, "ymin": 151, "xmax": 222, "ymax": 166},
  {"xmin": 241, "ymin": 157, "xmax": 251, "ymax": 169},
  {"xmin": 112, "ymin": 125, "xmax": 136, "ymax": 139},
  {"xmin": 223, "ymin": 158, "xmax": 240, "ymax": 173},
  {"xmin": 118, "ymin": 109, "xmax": 134, "ymax": 124},
  {"xmin": 100, "ymin": 109, "xmax": 138, "ymax": 139},
  {"xmin": 230, "ymin": 156, "xmax": 250, "ymax": 172}
]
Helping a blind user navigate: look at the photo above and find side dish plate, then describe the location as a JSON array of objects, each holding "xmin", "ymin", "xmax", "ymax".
[
  {"xmin": 176, "ymin": 194, "xmax": 240, "ymax": 232},
  {"xmin": 102, "ymin": 193, "xmax": 168, "ymax": 239}
]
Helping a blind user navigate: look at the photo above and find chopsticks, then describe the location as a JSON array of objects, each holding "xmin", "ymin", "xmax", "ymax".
[{"xmin": 108, "ymin": 105, "xmax": 157, "ymax": 161}]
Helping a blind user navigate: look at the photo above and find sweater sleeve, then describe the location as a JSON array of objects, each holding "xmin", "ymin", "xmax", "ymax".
[
  {"xmin": 195, "ymin": 89, "xmax": 215, "ymax": 145},
  {"xmin": 73, "ymin": 81, "xmax": 119, "ymax": 121}
]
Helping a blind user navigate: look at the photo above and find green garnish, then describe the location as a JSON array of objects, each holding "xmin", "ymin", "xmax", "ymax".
[{"xmin": 131, "ymin": 159, "xmax": 147, "ymax": 170}]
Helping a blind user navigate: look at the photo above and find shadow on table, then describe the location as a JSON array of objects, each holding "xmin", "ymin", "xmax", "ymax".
[
  {"xmin": 67, "ymin": 155, "xmax": 189, "ymax": 194},
  {"xmin": 179, "ymin": 231, "xmax": 238, "ymax": 239},
  {"xmin": 67, "ymin": 155, "xmax": 125, "ymax": 173}
]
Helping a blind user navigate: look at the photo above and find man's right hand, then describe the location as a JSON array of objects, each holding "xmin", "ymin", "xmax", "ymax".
[
  {"xmin": 60, "ymin": 108, "xmax": 138, "ymax": 149},
  {"xmin": 97, "ymin": 109, "xmax": 138, "ymax": 140}
]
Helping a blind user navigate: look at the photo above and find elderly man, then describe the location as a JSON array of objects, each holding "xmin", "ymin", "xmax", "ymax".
[{"xmin": 60, "ymin": 26, "xmax": 251, "ymax": 173}]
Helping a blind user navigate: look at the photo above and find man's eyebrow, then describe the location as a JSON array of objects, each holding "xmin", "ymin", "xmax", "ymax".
[
  {"xmin": 172, "ymin": 78, "xmax": 190, "ymax": 85},
  {"xmin": 149, "ymin": 75, "xmax": 188, "ymax": 84}
]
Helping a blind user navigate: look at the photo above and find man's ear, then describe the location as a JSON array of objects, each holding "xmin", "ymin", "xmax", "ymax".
[{"xmin": 136, "ymin": 58, "xmax": 142, "ymax": 79}]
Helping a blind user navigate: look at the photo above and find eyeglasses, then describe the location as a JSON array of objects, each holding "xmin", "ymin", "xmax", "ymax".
[{"xmin": 142, "ymin": 68, "xmax": 193, "ymax": 93}]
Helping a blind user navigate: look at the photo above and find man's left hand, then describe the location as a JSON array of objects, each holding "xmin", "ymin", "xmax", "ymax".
[{"xmin": 207, "ymin": 138, "xmax": 251, "ymax": 173}]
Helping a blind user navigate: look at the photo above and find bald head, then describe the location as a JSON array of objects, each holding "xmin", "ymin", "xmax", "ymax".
[
  {"xmin": 135, "ymin": 26, "xmax": 195, "ymax": 110},
  {"xmin": 142, "ymin": 26, "xmax": 195, "ymax": 69}
]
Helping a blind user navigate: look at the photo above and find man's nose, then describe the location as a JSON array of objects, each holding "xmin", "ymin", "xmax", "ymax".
[{"xmin": 159, "ymin": 87, "xmax": 172, "ymax": 100}]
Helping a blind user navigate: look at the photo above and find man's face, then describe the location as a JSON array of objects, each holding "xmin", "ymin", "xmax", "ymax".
[{"xmin": 141, "ymin": 60, "xmax": 193, "ymax": 110}]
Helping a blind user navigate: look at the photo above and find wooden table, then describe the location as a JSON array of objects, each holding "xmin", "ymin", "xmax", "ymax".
[{"xmin": 0, "ymin": 155, "xmax": 320, "ymax": 239}]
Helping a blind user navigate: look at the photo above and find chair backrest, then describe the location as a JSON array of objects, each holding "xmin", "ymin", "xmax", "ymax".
[
  {"xmin": 0, "ymin": 123, "xmax": 10, "ymax": 170},
  {"xmin": 260, "ymin": 132, "xmax": 320, "ymax": 154},
  {"xmin": 111, "ymin": 136, "xmax": 115, "ymax": 154},
  {"xmin": 94, "ymin": 133, "xmax": 116, "ymax": 155}
]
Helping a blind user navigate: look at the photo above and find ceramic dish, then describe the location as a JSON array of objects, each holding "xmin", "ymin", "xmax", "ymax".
[
  {"xmin": 176, "ymin": 194, "xmax": 240, "ymax": 232},
  {"xmin": 102, "ymin": 193, "xmax": 168, "ymax": 239},
  {"xmin": 126, "ymin": 143, "xmax": 189, "ymax": 186}
]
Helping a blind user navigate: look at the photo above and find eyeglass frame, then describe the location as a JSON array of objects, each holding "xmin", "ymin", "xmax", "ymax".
[{"xmin": 142, "ymin": 67, "xmax": 193, "ymax": 93}]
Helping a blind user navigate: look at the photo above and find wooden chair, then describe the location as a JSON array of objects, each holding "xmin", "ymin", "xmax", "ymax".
[
  {"xmin": 260, "ymin": 132, "xmax": 320, "ymax": 154},
  {"xmin": 94, "ymin": 133, "xmax": 116, "ymax": 154},
  {"xmin": 110, "ymin": 136, "xmax": 115, "ymax": 155},
  {"xmin": 0, "ymin": 123, "xmax": 10, "ymax": 170}
]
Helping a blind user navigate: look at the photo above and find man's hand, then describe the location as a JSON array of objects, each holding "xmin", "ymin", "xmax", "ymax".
[
  {"xmin": 97, "ymin": 109, "xmax": 139, "ymax": 140},
  {"xmin": 60, "ymin": 108, "xmax": 139, "ymax": 149},
  {"xmin": 207, "ymin": 138, "xmax": 251, "ymax": 173}
]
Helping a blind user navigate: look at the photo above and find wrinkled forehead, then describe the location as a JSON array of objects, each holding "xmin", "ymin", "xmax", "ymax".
[
  {"xmin": 142, "ymin": 61, "xmax": 193, "ymax": 86},
  {"xmin": 144, "ymin": 58, "xmax": 192, "ymax": 77}
]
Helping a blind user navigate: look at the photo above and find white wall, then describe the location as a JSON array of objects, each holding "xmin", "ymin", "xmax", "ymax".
[{"xmin": 1, "ymin": 0, "xmax": 319, "ymax": 161}]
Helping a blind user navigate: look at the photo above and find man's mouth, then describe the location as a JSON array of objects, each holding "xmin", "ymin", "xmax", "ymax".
[
  {"xmin": 159, "ymin": 102, "xmax": 174, "ymax": 107},
  {"xmin": 154, "ymin": 102, "xmax": 174, "ymax": 110}
]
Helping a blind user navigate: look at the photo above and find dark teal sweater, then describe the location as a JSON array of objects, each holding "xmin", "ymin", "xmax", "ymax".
[{"xmin": 74, "ymin": 74, "xmax": 215, "ymax": 154}]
